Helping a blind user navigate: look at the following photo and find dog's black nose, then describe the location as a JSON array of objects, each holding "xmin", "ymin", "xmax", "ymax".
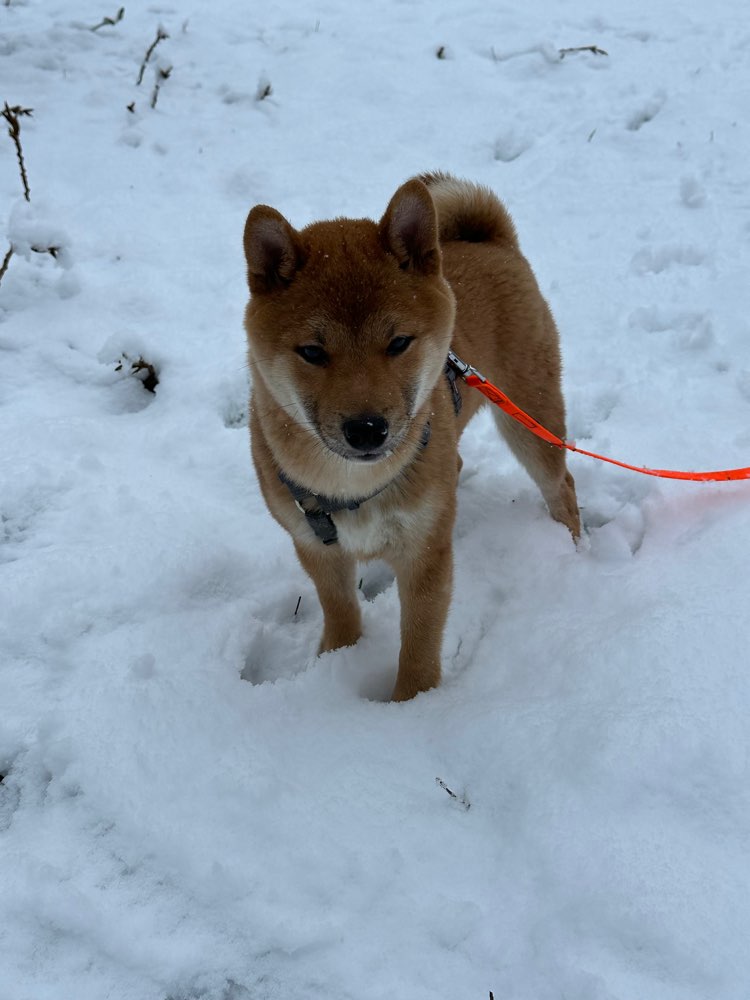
[{"xmin": 342, "ymin": 415, "xmax": 389, "ymax": 451}]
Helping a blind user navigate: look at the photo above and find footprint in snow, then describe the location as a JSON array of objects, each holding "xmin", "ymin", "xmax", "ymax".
[
  {"xmin": 629, "ymin": 307, "xmax": 714, "ymax": 351},
  {"xmin": 222, "ymin": 397, "xmax": 248, "ymax": 429},
  {"xmin": 493, "ymin": 128, "xmax": 533, "ymax": 163},
  {"xmin": 241, "ymin": 623, "xmax": 310, "ymax": 685},
  {"xmin": 626, "ymin": 90, "xmax": 666, "ymax": 131},
  {"xmin": 680, "ymin": 175, "xmax": 707, "ymax": 209},
  {"xmin": 630, "ymin": 244, "xmax": 706, "ymax": 276},
  {"xmin": 584, "ymin": 501, "xmax": 647, "ymax": 560}
]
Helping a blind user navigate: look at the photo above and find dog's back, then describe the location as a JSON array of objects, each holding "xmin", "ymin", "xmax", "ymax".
[{"xmin": 416, "ymin": 173, "xmax": 579, "ymax": 534}]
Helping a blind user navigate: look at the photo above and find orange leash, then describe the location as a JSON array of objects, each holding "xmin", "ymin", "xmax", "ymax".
[{"xmin": 447, "ymin": 351, "xmax": 750, "ymax": 483}]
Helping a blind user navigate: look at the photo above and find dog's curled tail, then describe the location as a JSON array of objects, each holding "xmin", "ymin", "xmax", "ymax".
[{"xmin": 418, "ymin": 171, "xmax": 519, "ymax": 249}]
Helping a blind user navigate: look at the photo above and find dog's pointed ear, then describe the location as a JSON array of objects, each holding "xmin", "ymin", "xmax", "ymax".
[
  {"xmin": 243, "ymin": 205, "xmax": 303, "ymax": 294},
  {"xmin": 379, "ymin": 179, "xmax": 441, "ymax": 275}
]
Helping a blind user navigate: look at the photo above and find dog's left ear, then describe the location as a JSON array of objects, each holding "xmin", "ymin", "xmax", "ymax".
[
  {"xmin": 243, "ymin": 205, "xmax": 303, "ymax": 294},
  {"xmin": 380, "ymin": 179, "xmax": 441, "ymax": 275}
]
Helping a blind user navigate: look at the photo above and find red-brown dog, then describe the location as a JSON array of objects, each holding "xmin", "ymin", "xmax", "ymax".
[{"xmin": 243, "ymin": 173, "xmax": 579, "ymax": 700}]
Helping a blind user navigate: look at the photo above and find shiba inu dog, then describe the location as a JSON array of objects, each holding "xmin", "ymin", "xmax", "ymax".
[{"xmin": 243, "ymin": 173, "xmax": 579, "ymax": 701}]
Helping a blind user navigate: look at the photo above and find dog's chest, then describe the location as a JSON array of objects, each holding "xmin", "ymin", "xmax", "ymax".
[{"xmin": 332, "ymin": 496, "xmax": 434, "ymax": 557}]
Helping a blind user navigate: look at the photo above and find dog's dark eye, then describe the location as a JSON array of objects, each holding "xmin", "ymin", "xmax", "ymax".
[
  {"xmin": 296, "ymin": 344, "xmax": 329, "ymax": 366},
  {"xmin": 386, "ymin": 335, "xmax": 414, "ymax": 357}
]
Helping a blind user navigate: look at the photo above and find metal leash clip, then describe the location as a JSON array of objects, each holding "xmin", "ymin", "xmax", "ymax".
[{"xmin": 446, "ymin": 349, "xmax": 486, "ymax": 383}]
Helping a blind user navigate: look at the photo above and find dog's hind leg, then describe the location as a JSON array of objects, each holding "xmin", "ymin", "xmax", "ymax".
[
  {"xmin": 492, "ymin": 409, "xmax": 581, "ymax": 539},
  {"xmin": 294, "ymin": 541, "xmax": 363, "ymax": 653}
]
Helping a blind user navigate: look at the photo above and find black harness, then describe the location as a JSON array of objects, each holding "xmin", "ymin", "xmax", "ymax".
[{"xmin": 279, "ymin": 362, "xmax": 462, "ymax": 545}]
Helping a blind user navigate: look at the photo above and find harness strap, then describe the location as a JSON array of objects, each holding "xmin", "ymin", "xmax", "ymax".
[
  {"xmin": 278, "ymin": 471, "xmax": 362, "ymax": 545},
  {"xmin": 445, "ymin": 361, "xmax": 463, "ymax": 415}
]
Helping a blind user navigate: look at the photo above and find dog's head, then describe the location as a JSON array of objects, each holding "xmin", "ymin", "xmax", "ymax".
[{"xmin": 243, "ymin": 180, "xmax": 456, "ymax": 464}]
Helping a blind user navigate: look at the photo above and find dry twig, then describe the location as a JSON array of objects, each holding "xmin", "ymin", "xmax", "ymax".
[
  {"xmin": 436, "ymin": 777, "xmax": 471, "ymax": 811},
  {"xmin": 115, "ymin": 355, "xmax": 159, "ymax": 393},
  {"xmin": 559, "ymin": 44, "xmax": 608, "ymax": 59},
  {"xmin": 0, "ymin": 104, "xmax": 62, "ymax": 283},
  {"xmin": 137, "ymin": 27, "xmax": 169, "ymax": 85},
  {"xmin": 150, "ymin": 66, "xmax": 172, "ymax": 109},
  {"xmin": 0, "ymin": 244, "xmax": 13, "ymax": 287},
  {"xmin": 91, "ymin": 6, "xmax": 125, "ymax": 31},
  {"xmin": 2, "ymin": 103, "xmax": 33, "ymax": 202}
]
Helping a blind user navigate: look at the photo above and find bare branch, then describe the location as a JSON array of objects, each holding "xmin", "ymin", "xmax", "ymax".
[
  {"xmin": 256, "ymin": 78, "xmax": 272, "ymax": 101},
  {"xmin": 31, "ymin": 245, "xmax": 60, "ymax": 259},
  {"xmin": 91, "ymin": 6, "xmax": 125, "ymax": 32},
  {"xmin": 137, "ymin": 27, "xmax": 169, "ymax": 85},
  {"xmin": 436, "ymin": 777, "xmax": 471, "ymax": 811},
  {"xmin": 559, "ymin": 45, "xmax": 608, "ymax": 59},
  {"xmin": 0, "ymin": 244, "xmax": 13, "ymax": 286},
  {"xmin": 114, "ymin": 354, "xmax": 159, "ymax": 393},
  {"xmin": 2, "ymin": 103, "xmax": 33, "ymax": 202},
  {"xmin": 150, "ymin": 66, "xmax": 172, "ymax": 109}
]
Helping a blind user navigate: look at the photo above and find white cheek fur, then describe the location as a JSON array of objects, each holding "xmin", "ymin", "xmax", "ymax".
[{"xmin": 257, "ymin": 356, "xmax": 314, "ymax": 428}]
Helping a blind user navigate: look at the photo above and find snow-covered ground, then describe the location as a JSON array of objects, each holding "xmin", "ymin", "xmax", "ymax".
[{"xmin": 2, "ymin": 2, "xmax": 750, "ymax": 998}]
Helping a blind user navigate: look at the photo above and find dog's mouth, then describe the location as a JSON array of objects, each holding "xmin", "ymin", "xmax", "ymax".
[
  {"xmin": 346, "ymin": 450, "xmax": 390, "ymax": 463},
  {"xmin": 321, "ymin": 438, "xmax": 395, "ymax": 464}
]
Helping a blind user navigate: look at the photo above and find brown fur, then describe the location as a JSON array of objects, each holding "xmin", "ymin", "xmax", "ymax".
[{"xmin": 243, "ymin": 174, "xmax": 579, "ymax": 701}]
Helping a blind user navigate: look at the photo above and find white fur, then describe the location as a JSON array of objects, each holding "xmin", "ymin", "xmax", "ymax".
[{"xmin": 334, "ymin": 494, "xmax": 438, "ymax": 557}]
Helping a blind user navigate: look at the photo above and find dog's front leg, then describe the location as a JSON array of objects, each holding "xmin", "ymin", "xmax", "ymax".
[
  {"xmin": 390, "ymin": 534, "xmax": 453, "ymax": 701},
  {"xmin": 294, "ymin": 541, "xmax": 362, "ymax": 654}
]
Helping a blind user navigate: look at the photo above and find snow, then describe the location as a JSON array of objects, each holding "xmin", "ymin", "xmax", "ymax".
[{"xmin": 2, "ymin": 1, "xmax": 750, "ymax": 998}]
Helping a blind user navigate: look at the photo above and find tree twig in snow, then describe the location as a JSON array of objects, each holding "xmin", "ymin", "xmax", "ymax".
[
  {"xmin": 0, "ymin": 244, "xmax": 13, "ymax": 287},
  {"xmin": 559, "ymin": 45, "xmax": 608, "ymax": 59},
  {"xmin": 150, "ymin": 66, "xmax": 172, "ymax": 109},
  {"xmin": 256, "ymin": 77, "xmax": 272, "ymax": 101},
  {"xmin": 137, "ymin": 27, "xmax": 169, "ymax": 85},
  {"xmin": 91, "ymin": 6, "xmax": 125, "ymax": 32},
  {"xmin": 31, "ymin": 244, "xmax": 60, "ymax": 259},
  {"xmin": 114, "ymin": 354, "xmax": 159, "ymax": 393},
  {"xmin": 436, "ymin": 777, "xmax": 471, "ymax": 810},
  {"xmin": 2, "ymin": 103, "xmax": 33, "ymax": 202}
]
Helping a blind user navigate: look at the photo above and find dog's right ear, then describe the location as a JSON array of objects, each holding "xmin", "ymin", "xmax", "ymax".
[
  {"xmin": 243, "ymin": 206, "xmax": 303, "ymax": 294},
  {"xmin": 379, "ymin": 179, "xmax": 440, "ymax": 276}
]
